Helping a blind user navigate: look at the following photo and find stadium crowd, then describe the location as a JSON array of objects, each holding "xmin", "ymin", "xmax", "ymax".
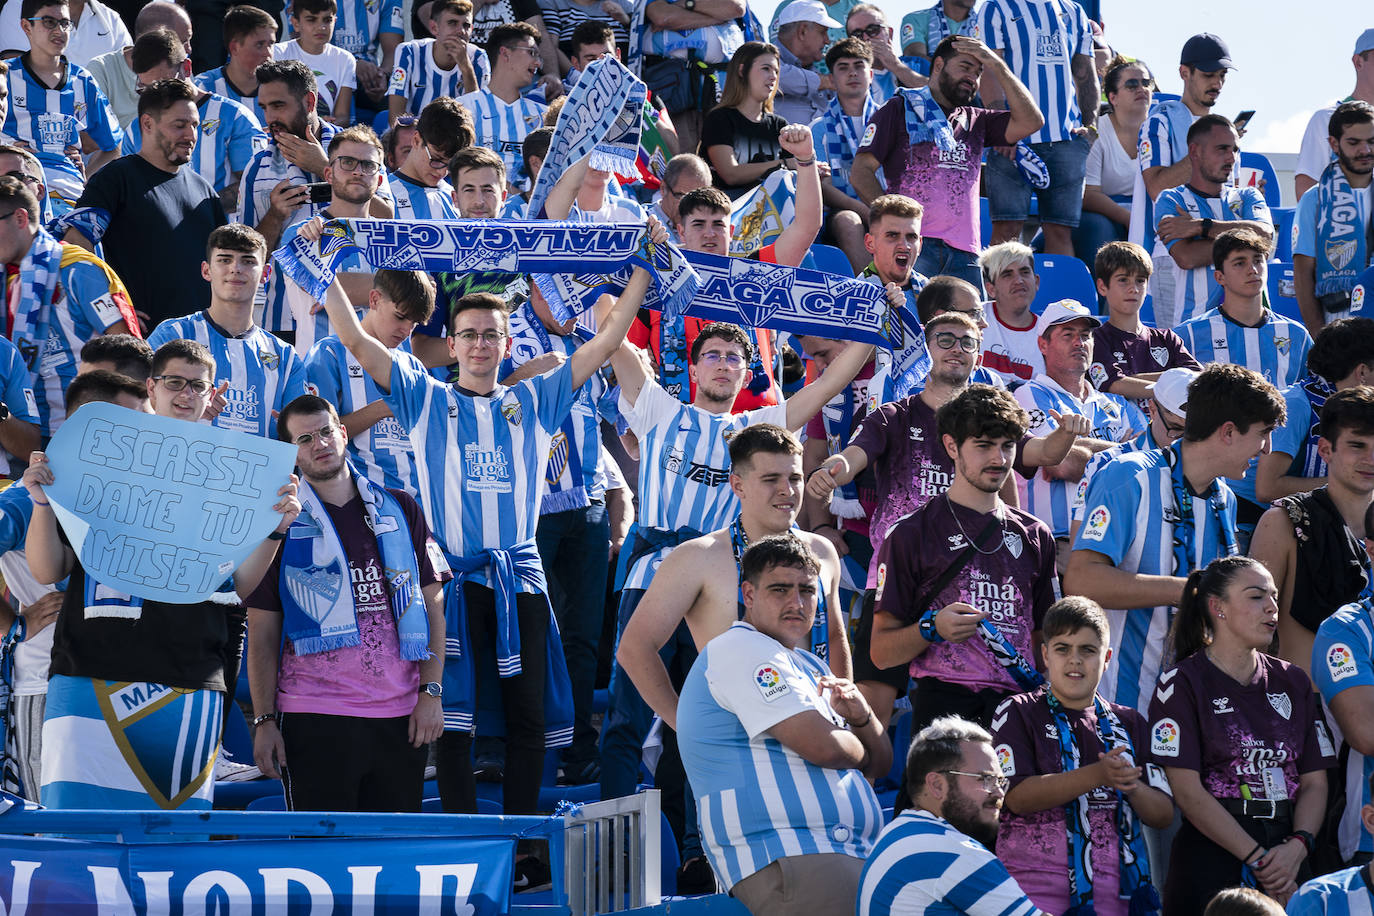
[{"xmin": 0, "ymin": 0, "xmax": 1369, "ymax": 909}]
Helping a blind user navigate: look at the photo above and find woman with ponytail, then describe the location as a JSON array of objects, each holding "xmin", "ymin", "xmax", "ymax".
[{"xmin": 1148, "ymin": 556, "xmax": 1336, "ymax": 914}]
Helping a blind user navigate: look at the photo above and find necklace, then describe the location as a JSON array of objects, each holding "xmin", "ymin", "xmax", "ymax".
[{"xmin": 946, "ymin": 493, "xmax": 1005, "ymax": 555}]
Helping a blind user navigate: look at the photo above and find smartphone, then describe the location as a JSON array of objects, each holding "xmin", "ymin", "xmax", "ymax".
[
  {"xmin": 1233, "ymin": 110, "xmax": 1256, "ymax": 131},
  {"xmin": 306, "ymin": 182, "xmax": 332, "ymax": 204}
]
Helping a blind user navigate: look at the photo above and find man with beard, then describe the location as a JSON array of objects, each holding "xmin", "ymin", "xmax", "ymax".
[
  {"xmin": 677, "ymin": 534, "xmax": 888, "ymax": 914},
  {"xmin": 851, "ymin": 35, "xmax": 1042, "ymax": 287},
  {"xmin": 1293, "ymin": 101, "xmax": 1374, "ymax": 336},
  {"xmin": 246, "ymin": 394, "xmax": 449, "ymax": 813},
  {"xmin": 65, "ymin": 78, "xmax": 227, "ymax": 329},
  {"xmin": 280, "ymin": 125, "xmax": 387, "ymax": 354},
  {"xmin": 857, "ymin": 716, "xmax": 1048, "ymax": 916}
]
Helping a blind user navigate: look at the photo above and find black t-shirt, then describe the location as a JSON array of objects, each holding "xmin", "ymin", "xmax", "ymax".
[
  {"xmin": 699, "ymin": 107, "xmax": 786, "ymax": 198},
  {"xmin": 50, "ymin": 545, "xmax": 234, "ymax": 691},
  {"xmin": 73, "ymin": 154, "xmax": 227, "ymax": 331},
  {"xmin": 412, "ymin": 0, "xmax": 541, "ymax": 43}
]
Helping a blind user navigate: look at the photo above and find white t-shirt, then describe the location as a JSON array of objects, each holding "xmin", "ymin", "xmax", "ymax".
[
  {"xmin": 979, "ymin": 307, "xmax": 1045, "ymax": 385},
  {"xmin": 1296, "ymin": 102, "xmax": 1340, "ymax": 184},
  {"xmin": 1086, "ymin": 113, "xmax": 1138, "ymax": 199},
  {"xmin": 273, "ymin": 40, "xmax": 358, "ymax": 113},
  {"xmin": 0, "ymin": 552, "xmax": 56, "ymax": 696}
]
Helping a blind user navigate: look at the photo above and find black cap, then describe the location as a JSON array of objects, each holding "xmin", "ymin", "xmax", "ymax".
[{"xmin": 1180, "ymin": 33, "xmax": 1234, "ymax": 71}]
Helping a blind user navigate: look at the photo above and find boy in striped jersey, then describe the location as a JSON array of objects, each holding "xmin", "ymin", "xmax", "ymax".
[
  {"xmin": 677, "ymin": 534, "xmax": 888, "ymax": 914},
  {"xmin": 1289, "ymin": 826, "xmax": 1374, "ymax": 915},
  {"xmin": 458, "ymin": 21, "xmax": 546, "ymax": 192},
  {"xmin": 193, "ymin": 5, "xmax": 277, "ymax": 125},
  {"xmin": 1, "ymin": 0, "xmax": 123, "ymax": 214},
  {"xmin": 1153, "ymin": 116, "xmax": 1272, "ymax": 326},
  {"xmin": 858, "ymin": 715, "xmax": 1048, "ymax": 916},
  {"xmin": 305, "ymin": 270, "xmax": 435, "ymax": 499},
  {"xmin": 387, "ymin": 96, "xmax": 469, "ymax": 222},
  {"xmin": 148, "ymin": 223, "xmax": 309, "ymax": 439},
  {"xmin": 310, "ymin": 216, "xmax": 659, "ymax": 841},
  {"xmin": 387, "ymin": 0, "xmax": 486, "ymax": 121},
  {"xmin": 1065, "ymin": 363, "xmax": 1285, "ymax": 715},
  {"xmin": 121, "ymin": 29, "xmax": 266, "ymax": 213}
]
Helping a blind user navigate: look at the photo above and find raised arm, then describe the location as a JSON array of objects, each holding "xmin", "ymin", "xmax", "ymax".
[
  {"xmin": 783, "ymin": 341, "xmax": 876, "ymax": 431},
  {"xmin": 20, "ymin": 451, "xmax": 74, "ymax": 585},
  {"xmin": 570, "ymin": 264, "xmax": 654, "ymax": 390},
  {"xmin": 957, "ymin": 37, "xmax": 1043, "ymax": 142},
  {"xmin": 771, "ymin": 125, "xmax": 824, "ymax": 267}
]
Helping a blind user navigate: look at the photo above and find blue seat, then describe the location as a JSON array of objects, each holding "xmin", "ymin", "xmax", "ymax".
[
  {"xmin": 1032, "ymin": 253, "xmax": 1098, "ymax": 313},
  {"xmin": 809, "ymin": 243, "xmax": 854, "ymax": 277},
  {"xmin": 1139, "ymin": 293, "xmax": 1155, "ymax": 329},
  {"xmin": 877, "ymin": 708, "xmax": 911, "ymax": 794},
  {"xmin": 1270, "ymin": 206, "xmax": 1295, "ymax": 262},
  {"xmin": 1267, "ymin": 261, "xmax": 1304, "ymax": 323},
  {"xmin": 1239, "ymin": 151, "xmax": 1281, "ymax": 209},
  {"xmin": 221, "ymin": 704, "xmax": 254, "ymax": 764},
  {"xmin": 659, "ymin": 811, "xmax": 681, "ymax": 897},
  {"xmin": 246, "ymin": 793, "xmax": 286, "ymax": 811},
  {"xmin": 980, "ymin": 197, "xmax": 992, "ymax": 249}
]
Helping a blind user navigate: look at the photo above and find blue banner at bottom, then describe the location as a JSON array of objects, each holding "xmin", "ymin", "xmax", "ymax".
[{"xmin": 0, "ymin": 834, "xmax": 515, "ymax": 914}]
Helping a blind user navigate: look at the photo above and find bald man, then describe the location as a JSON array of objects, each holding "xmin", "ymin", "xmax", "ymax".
[{"xmin": 85, "ymin": 0, "xmax": 192, "ymax": 127}]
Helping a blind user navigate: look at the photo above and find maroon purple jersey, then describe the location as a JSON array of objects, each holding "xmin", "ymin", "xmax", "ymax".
[
  {"xmin": 1088, "ymin": 324, "xmax": 1201, "ymax": 397},
  {"xmin": 1147, "ymin": 652, "xmax": 1336, "ymax": 801},
  {"xmin": 992, "ymin": 687, "xmax": 1155, "ymax": 916},
  {"xmin": 874, "ymin": 494, "xmax": 1056, "ymax": 691}
]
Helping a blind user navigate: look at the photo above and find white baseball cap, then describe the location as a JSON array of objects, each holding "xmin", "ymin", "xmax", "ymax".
[
  {"xmin": 1146, "ymin": 367, "xmax": 1199, "ymax": 417},
  {"xmin": 776, "ymin": 0, "xmax": 842, "ymax": 30},
  {"xmin": 1033, "ymin": 299, "xmax": 1101, "ymax": 337}
]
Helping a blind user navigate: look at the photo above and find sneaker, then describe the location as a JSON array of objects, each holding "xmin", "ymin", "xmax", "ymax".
[
  {"xmin": 676, "ymin": 856, "xmax": 716, "ymax": 896},
  {"xmin": 513, "ymin": 855, "xmax": 552, "ymax": 893},
  {"xmin": 213, "ymin": 757, "xmax": 262, "ymax": 782},
  {"xmin": 473, "ymin": 751, "xmax": 504, "ymax": 783},
  {"xmin": 557, "ymin": 758, "xmax": 601, "ymax": 786}
]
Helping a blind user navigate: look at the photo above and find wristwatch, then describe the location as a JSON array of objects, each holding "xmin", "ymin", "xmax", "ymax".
[
  {"xmin": 420, "ymin": 681, "xmax": 443, "ymax": 698},
  {"xmin": 0, "ymin": 402, "xmax": 10, "ymax": 423},
  {"xmin": 683, "ymin": 0, "xmax": 696, "ymax": 10},
  {"xmin": 1199, "ymin": 217, "xmax": 1214, "ymax": 240}
]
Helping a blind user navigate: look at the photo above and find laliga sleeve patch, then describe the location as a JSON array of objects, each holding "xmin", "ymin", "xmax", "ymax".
[
  {"xmin": 1138, "ymin": 138, "xmax": 1152, "ymax": 161},
  {"xmin": 1327, "ymin": 642, "xmax": 1359, "ymax": 682},
  {"xmin": 1151, "ymin": 717, "xmax": 1180, "ymax": 757},
  {"xmin": 995, "ymin": 743, "xmax": 1015, "ymax": 776},
  {"xmin": 860, "ymin": 123, "xmax": 877, "ymax": 149},
  {"xmin": 305, "ymin": 382, "xmax": 319, "ymax": 396},
  {"xmin": 1088, "ymin": 363, "xmax": 1107, "ymax": 388},
  {"xmin": 754, "ymin": 664, "xmax": 790, "ymax": 702},
  {"xmin": 875, "ymin": 562, "xmax": 887, "ymax": 600},
  {"xmin": 1082, "ymin": 506, "xmax": 1110, "ymax": 542}
]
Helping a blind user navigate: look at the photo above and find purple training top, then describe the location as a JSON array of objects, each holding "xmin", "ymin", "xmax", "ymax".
[
  {"xmin": 993, "ymin": 686, "xmax": 1155, "ymax": 916},
  {"xmin": 1147, "ymin": 652, "xmax": 1336, "ymax": 802},
  {"xmin": 874, "ymin": 494, "xmax": 1056, "ymax": 691},
  {"xmin": 1088, "ymin": 323, "xmax": 1202, "ymax": 400}
]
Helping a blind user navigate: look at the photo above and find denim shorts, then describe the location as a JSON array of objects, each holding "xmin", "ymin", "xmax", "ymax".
[{"xmin": 985, "ymin": 134, "xmax": 1091, "ymax": 226}]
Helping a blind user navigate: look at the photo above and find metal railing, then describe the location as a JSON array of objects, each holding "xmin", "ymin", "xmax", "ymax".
[{"xmin": 562, "ymin": 789, "xmax": 661, "ymax": 915}]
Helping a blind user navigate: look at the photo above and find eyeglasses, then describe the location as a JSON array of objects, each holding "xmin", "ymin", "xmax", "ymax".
[
  {"xmin": 24, "ymin": 15, "xmax": 74, "ymax": 31},
  {"xmin": 948, "ymin": 306, "xmax": 986, "ymax": 323},
  {"xmin": 847, "ymin": 23, "xmax": 885, "ymax": 38},
  {"xmin": 698, "ymin": 351, "xmax": 747, "ymax": 368},
  {"xmin": 292, "ymin": 423, "xmax": 341, "ymax": 446},
  {"xmin": 423, "ymin": 143, "xmax": 450, "ymax": 170},
  {"xmin": 454, "ymin": 330, "xmax": 507, "ymax": 346},
  {"xmin": 331, "ymin": 154, "xmax": 381, "ymax": 175},
  {"xmin": 1118, "ymin": 77, "xmax": 1153, "ymax": 91},
  {"xmin": 1, "ymin": 171, "xmax": 37, "ymax": 186},
  {"xmin": 153, "ymin": 374, "xmax": 213, "ymax": 395},
  {"xmin": 944, "ymin": 770, "xmax": 1009, "ymax": 793},
  {"xmin": 663, "ymin": 184, "xmax": 693, "ymax": 200},
  {"xmin": 504, "ymin": 43, "xmax": 539, "ymax": 57},
  {"xmin": 931, "ymin": 332, "xmax": 980, "ymax": 353}
]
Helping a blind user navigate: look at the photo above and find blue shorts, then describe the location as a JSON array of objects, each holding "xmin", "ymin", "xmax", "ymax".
[{"xmin": 985, "ymin": 135, "xmax": 1092, "ymax": 227}]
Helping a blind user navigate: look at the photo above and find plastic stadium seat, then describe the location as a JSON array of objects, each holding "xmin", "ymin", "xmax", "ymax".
[
  {"xmin": 1032, "ymin": 254, "xmax": 1098, "ymax": 313},
  {"xmin": 980, "ymin": 197, "xmax": 992, "ymax": 249},
  {"xmin": 246, "ymin": 793, "xmax": 286, "ymax": 811},
  {"xmin": 1267, "ymin": 261, "xmax": 1304, "ymax": 323},
  {"xmin": 1238, "ymin": 152, "xmax": 1281, "ymax": 209},
  {"xmin": 660, "ymin": 812, "xmax": 681, "ymax": 896},
  {"xmin": 1270, "ymin": 207, "xmax": 1295, "ymax": 262},
  {"xmin": 221, "ymin": 704, "xmax": 254, "ymax": 764},
  {"xmin": 1139, "ymin": 293, "xmax": 1155, "ymax": 329},
  {"xmin": 809, "ymin": 243, "xmax": 854, "ymax": 277}
]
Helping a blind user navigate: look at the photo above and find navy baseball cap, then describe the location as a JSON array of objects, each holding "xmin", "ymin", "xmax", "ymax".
[{"xmin": 1180, "ymin": 33, "xmax": 1235, "ymax": 71}]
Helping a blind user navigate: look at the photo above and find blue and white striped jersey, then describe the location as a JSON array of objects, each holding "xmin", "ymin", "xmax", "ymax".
[
  {"xmin": 1173, "ymin": 306, "xmax": 1311, "ymax": 389},
  {"xmin": 148, "ymin": 311, "xmax": 309, "ymax": 439},
  {"xmin": 388, "ymin": 39, "xmax": 489, "ymax": 116},
  {"xmin": 503, "ymin": 307, "xmax": 607, "ymax": 515},
  {"xmin": 120, "ymin": 92, "xmax": 265, "ymax": 192},
  {"xmin": 1288, "ymin": 866, "xmax": 1374, "ymax": 916},
  {"xmin": 498, "ymin": 194, "xmax": 528, "ymax": 220},
  {"xmin": 324, "ymin": 0, "xmax": 404, "ymax": 60},
  {"xmin": 388, "ymin": 170, "xmax": 458, "ymax": 221},
  {"xmin": 457, "ymin": 90, "xmax": 545, "ymax": 186},
  {"xmin": 1070, "ymin": 428, "xmax": 1157, "ymax": 523},
  {"xmin": 857, "ymin": 809, "xmax": 1046, "ymax": 916},
  {"xmin": 193, "ymin": 68, "xmax": 266, "ymax": 125},
  {"xmin": 677, "ymin": 621, "xmax": 884, "ymax": 891},
  {"xmin": 1313, "ymin": 603, "xmax": 1374, "ymax": 863},
  {"xmin": 278, "ymin": 214, "xmax": 369, "ymax": 354},
  {"xmin": 1153, "ymin": 184, "xmax": 1271, "ymax": 323},
  {"xmin": 235, "ymin": 121, "xmax": 340, "ymax": 332},
  {"xmin": 622, "ymin": 380, "xmax": 788, "ymax": 590},
  {"xmin": 380, "ymin": 354, "xmax": 574, "ymax": 587},
  {"xmin": 305, "ymin": 334, "xmax": 425, "ymax": 498},
  {"xmin": 0, "ymin": 335, "xmax": 38, "ymax": 477},
  {"xmin": 1, "ymin": 58, "xmax": 122, "ymax": 209},
  {"xmin": 1014, "ymin": 374, "xmax": 1146, "ymax": 537},
  {"xmin": 976, "ymin": 0, "xmax": 1092, "ymax": 144},
  {"xmin": 1071, "ymin": 443, "xmax": 1237, "ymax": 714},
  {"xmin": 10, "ymin": 255, "xmax": 128, "ymax": 436}
]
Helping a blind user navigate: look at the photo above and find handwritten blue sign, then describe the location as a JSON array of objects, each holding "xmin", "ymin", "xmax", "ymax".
[{"xmin": 44, "ymin": 402, "xmax": 298, "ymax": 603}]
